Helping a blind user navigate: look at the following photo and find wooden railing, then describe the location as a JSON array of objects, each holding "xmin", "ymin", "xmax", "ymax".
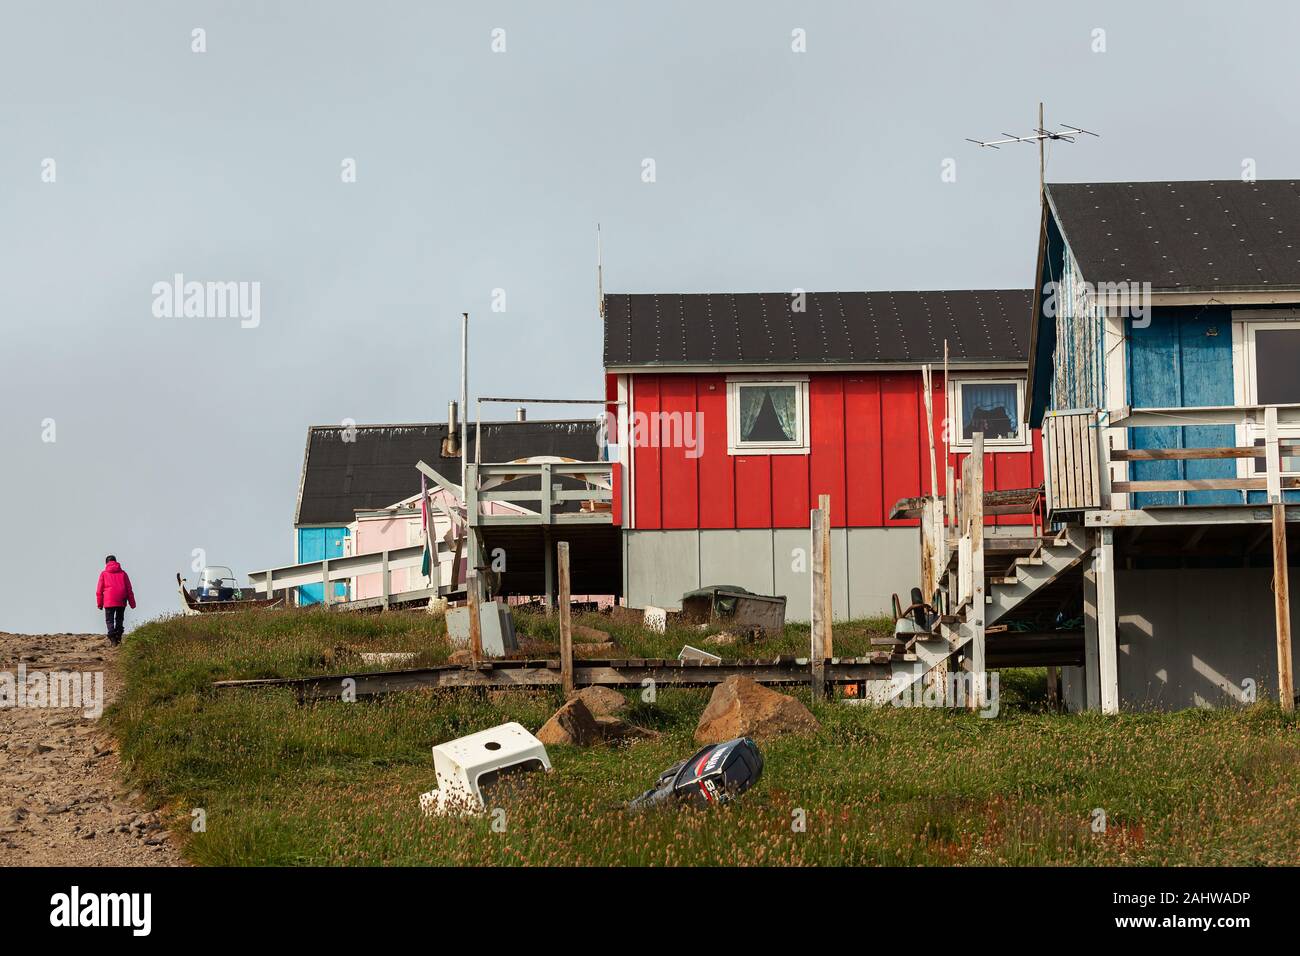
[
  {"xmin": 466, "ymin": 460, "xmax": 614, "ymax": 526},
  {"xmin": 249, "ymin": 540, "xmax": 455, "ymax": 607},
  {"xmin": 1105, "ymin": 403, "xmax": 1300, "ymax": 506}
]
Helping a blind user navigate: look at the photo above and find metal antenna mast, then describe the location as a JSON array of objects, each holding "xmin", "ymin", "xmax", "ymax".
[
  {"xmin": 596, "ymin": 223, "xmax": 604, "ymax": 320},
  {"xmin": 966, "ymin": 101, "xmax": 1099, "ymax": 197}
]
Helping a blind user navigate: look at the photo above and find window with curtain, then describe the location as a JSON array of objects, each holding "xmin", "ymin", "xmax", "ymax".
[
  {"xmin": 728, "ymin": 380, "xmax": 808, "ymax": 453},
  {"xmin": 953, "ymin": 378, "xmax": 1026, "ymax": 447}
]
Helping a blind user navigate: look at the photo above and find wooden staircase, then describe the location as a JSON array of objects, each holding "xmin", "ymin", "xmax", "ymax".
[{"xmin": 858, "ymin": 435, "xmax": 1091, "ymax": 707}]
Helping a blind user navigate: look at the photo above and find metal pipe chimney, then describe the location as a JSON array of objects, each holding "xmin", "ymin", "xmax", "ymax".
[
  {"xmin": 516, "ymin": 407, "xmax": 527, "ymax": 422},
  {"xmin": 441, "ymin": 400, "xmax": 461, "ymax": 457}
]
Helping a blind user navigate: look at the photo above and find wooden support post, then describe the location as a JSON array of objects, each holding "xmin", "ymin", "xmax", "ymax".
[
  {"xmin": 1266, "ymin": 407, "xmax": 1294, "ymax": 710},
  {"xmin": 810, "ymin": 505, "xmax": 827, "ymax": 701},
  {"xmin": 1095, "ymin": 528, "xmax": 1118, "ymax": 714},
  {"xmin": 819, "ymin": 494, "xmax": 833, "ymax": 660},
  {"xmin": 540, "ymin": 461, "xmax": 553, "ymax": 525},
  {"xmin": 1046, "ymin": 666, "xmax": 1059, "ymax": 709},
  {"xmin": 380, "ymin": 550, "xmax": 391, "ymax": 610},
  {"xmin": 543, "ymin": 527, "xmax": 554, "ymax": 615},
  {"xmin": 558, "ymin": 541, "xmax": 573, "ymax": 697},
  {"xmin": 922, "ymin": 366, "xmax": 938, "ymax": 499},
  {"xmin": 466, "ymin": 570, "xmax": 483, "ymax": 662},
  {"xmin": 449, "ymin": 537, "xmax": 463, "ymax": 594},
  {"xmin": 1082, "ymin": 559, "xmax": 1102, "ymax": 712},
  {"xmin": 321, "ymin": 559, "xmax": 331, "ymax": 608},
  {"xmin": 966, "ymin": 433, "xmax": 986, "ymax": 711},
  {"xmin": 1272, "ymin": 504, "xmax": 1294, "ymax": 710}
]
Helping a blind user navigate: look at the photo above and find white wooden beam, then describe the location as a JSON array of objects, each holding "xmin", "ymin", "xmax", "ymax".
[{"xmin": 1095, "ymin": 528, "xmax": 1119, "ymax": 714}]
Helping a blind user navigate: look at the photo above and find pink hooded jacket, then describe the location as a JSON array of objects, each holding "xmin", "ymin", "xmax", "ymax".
[{"xmin": 97, "ymin": 560, "xmax": 136, "ymax": 610}]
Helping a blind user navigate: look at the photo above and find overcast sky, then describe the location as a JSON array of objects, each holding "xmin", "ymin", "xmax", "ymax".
[{"xmin": 2, "ymin": 1, "xmax": 1298, "ymax": 634}]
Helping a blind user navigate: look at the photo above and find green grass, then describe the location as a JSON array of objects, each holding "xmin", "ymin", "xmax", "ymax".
[{"xmin": 108, "ymin": 608, "xmax": 1300, "ymax": 866}]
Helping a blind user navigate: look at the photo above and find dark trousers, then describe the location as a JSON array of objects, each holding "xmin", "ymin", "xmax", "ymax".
[{"xmin": 105, "ymin": 606, "xmax": 126, "ymax": 644}]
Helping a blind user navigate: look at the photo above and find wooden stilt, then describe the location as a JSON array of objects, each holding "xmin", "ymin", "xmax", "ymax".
[
  {"xmin": 1272, "ymin": 504, "xmax": 1293, "ymax": 711},
  {"xmin": 1095, "ymin": 527, "xmax": 1119, "ymax": 714},
  {"xmin": 810, "ymin": 505, "xmax": 827, "ymax": 701},
  {"xmin": 543, "ymin": 527, "xmax": 555, "ymax": 615},
  {"xmin": 558, "ymin": 541, "xmax": 573, "ymax": 697},
  {"xmin": 966, "ymin": 433, "xmax": 986, "ymax": 711},
  {"xmin": 466, "ymin": 570, "xmax": 483, "ymax": 662},
  {"xmin": 819, "ymin": 494, "xmax": 833, "ymax": 660},
  {"xmin": 1265, "ymin": 407, "xmax": 1294, "ymax": 710}
]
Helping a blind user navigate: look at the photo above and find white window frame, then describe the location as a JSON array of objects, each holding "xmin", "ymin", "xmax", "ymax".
[
  {"xmin": 946, "ymin": 374, "xmax": 1031, "ymax": 452},
  {"xmin": 726, "ymin": 375, "xmax": 810, "ymax": 455},
  {"xmin": 1232, "ymin": 312, "xmax": 1300, "ymax": 478}
]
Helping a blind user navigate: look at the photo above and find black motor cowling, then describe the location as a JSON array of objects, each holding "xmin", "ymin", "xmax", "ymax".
[{"xmin": 627, "ymin": 737, "xmax": 764, "ymax": 811}]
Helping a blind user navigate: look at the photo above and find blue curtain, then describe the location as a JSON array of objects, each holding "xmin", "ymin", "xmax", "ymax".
[{"xmin": 962, "ymin": 383, "xmax": 1018, "ymax": 440}]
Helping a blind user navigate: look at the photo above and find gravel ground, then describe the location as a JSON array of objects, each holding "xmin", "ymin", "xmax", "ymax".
[{"xmin": 0, "ymin": 631, "xmax": 185, "ymax": 866}]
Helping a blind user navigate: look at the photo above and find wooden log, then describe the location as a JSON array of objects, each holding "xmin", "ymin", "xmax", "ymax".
[{"xmin": 558, "ymin": 540, "xmax": 573, "ymax": 697}]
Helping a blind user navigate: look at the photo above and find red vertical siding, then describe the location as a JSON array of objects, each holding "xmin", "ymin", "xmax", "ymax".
[
  {"xmin": 881, "ymin": 374, "xmax": 922, "ymax": 528},
  {"xmin": 844, "ymin": 376, "xmax": 884, "ymax": 526},
  {"xmin": 808, "ymin": 376, "xmax": 847, "ymax": 524},
  {"xmin": 629, "ymin": 370, "xmax": 1039, "ymax": 530},
  {"xmin": 696, "ymin": 375, "xmax": 734, "ymax": 528},
  {"xmin": 771, "ymin": 454, "xmax": 810, "ymax": 526},
  {"xmin": 734, "ymin": 455, "xmax": 772, "ymax": 527},
  {"xmin": 633, "ymin": 375, "xmax": 662, "ymax": 529},
  {"xmin": 659, "ymin": 376, "xmax": 699, "ymax": 528}
]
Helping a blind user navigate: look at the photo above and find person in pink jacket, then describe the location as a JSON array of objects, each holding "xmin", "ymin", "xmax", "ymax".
[{"xmin": 96, "ymin": 555, "xmax": 136, "ymax": 645}]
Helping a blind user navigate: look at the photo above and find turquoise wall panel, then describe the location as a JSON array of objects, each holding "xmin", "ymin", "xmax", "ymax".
[
  {"xmin": 1127, "ymin": 307, "xmax": 1236, "ymax": 508},
  {"xmin": 296, "ymin": 526, "xmax": 350, "ymax": 604}
]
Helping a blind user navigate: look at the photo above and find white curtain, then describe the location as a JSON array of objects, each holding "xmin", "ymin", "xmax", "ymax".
[
  {"xmin": 769, "ymin": 386, "xmax": 797, "ymax": 440},
  {"xmin": 739, "ymin": 387, "xmax": 765, "ymax": 439}
]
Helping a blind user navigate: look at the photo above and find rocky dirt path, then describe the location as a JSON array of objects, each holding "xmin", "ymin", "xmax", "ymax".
[{"xmin": 0, "ymin": 631, "xmax": 185, "ymax": 866}]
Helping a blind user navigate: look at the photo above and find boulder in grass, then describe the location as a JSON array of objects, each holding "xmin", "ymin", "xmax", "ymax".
[
  {"xmin": 694, "ymin": 676, "xmax": 820, "ymax": 745},
  {"xmin": 595, "ymin": 714, "xmax": 658, "ymax": 742},
  {"xmin": 565, "ymin": 685, "xmax": 628, "ymax": 718},
  {"xmin": 573, "ymin": 625, "xmax": 612, "ymax": 644},
  {"xmin": 536, "ymin": 697, "xmax": 604, "ymax": 747}
]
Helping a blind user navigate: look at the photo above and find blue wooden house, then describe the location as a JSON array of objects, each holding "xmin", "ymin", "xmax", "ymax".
[{"xmin": 1026, "ymin": 179, "xmax": 1300, "ymax": 712}]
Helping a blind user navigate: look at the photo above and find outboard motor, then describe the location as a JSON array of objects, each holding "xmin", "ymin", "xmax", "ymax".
[{"xmin": 627, "ymin": 737, "xmax": 764, "ymax": 811}]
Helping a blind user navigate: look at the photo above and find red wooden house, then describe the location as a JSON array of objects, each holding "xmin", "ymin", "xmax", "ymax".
[{"xmin": 602, "ymin": 290, "xmax": 1042, "ymax": 620}]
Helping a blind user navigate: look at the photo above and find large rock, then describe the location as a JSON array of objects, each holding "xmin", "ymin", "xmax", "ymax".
[
  {"xmin": 536, "ymin": 698, "xmax": 603, "ymax": 747},
  {"xmin": 566, "ymin": 685, "xmax": 628, "ymax": 718},
  {"xmin": 694, "ymin": 676, "xmax": 820, "ymax": 745},
  {"xmin": 594, "ymin": 715, "xmax": 658, "ymax": 741},
  {"xmin": 539, "ymin": 690, "xmax": 654, "ymax": 746}
]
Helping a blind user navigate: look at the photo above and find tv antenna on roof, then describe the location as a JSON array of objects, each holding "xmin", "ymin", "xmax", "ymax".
[{"xmin": 967, "ymin": 102, "xmax": 1098, "ymax": 194}]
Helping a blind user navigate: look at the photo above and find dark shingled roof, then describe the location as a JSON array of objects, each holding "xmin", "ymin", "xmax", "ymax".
[
  {"xmin": 1046, "ymin": 180, "xmax": 1300, "ymax": 291},
  {"xmin": 295, "ymin": 420, "xmax": 603, "ymax": 526},
  {"xmin": 602, "ymin": 290, "xmax": 1032, "ymax": 368}
]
